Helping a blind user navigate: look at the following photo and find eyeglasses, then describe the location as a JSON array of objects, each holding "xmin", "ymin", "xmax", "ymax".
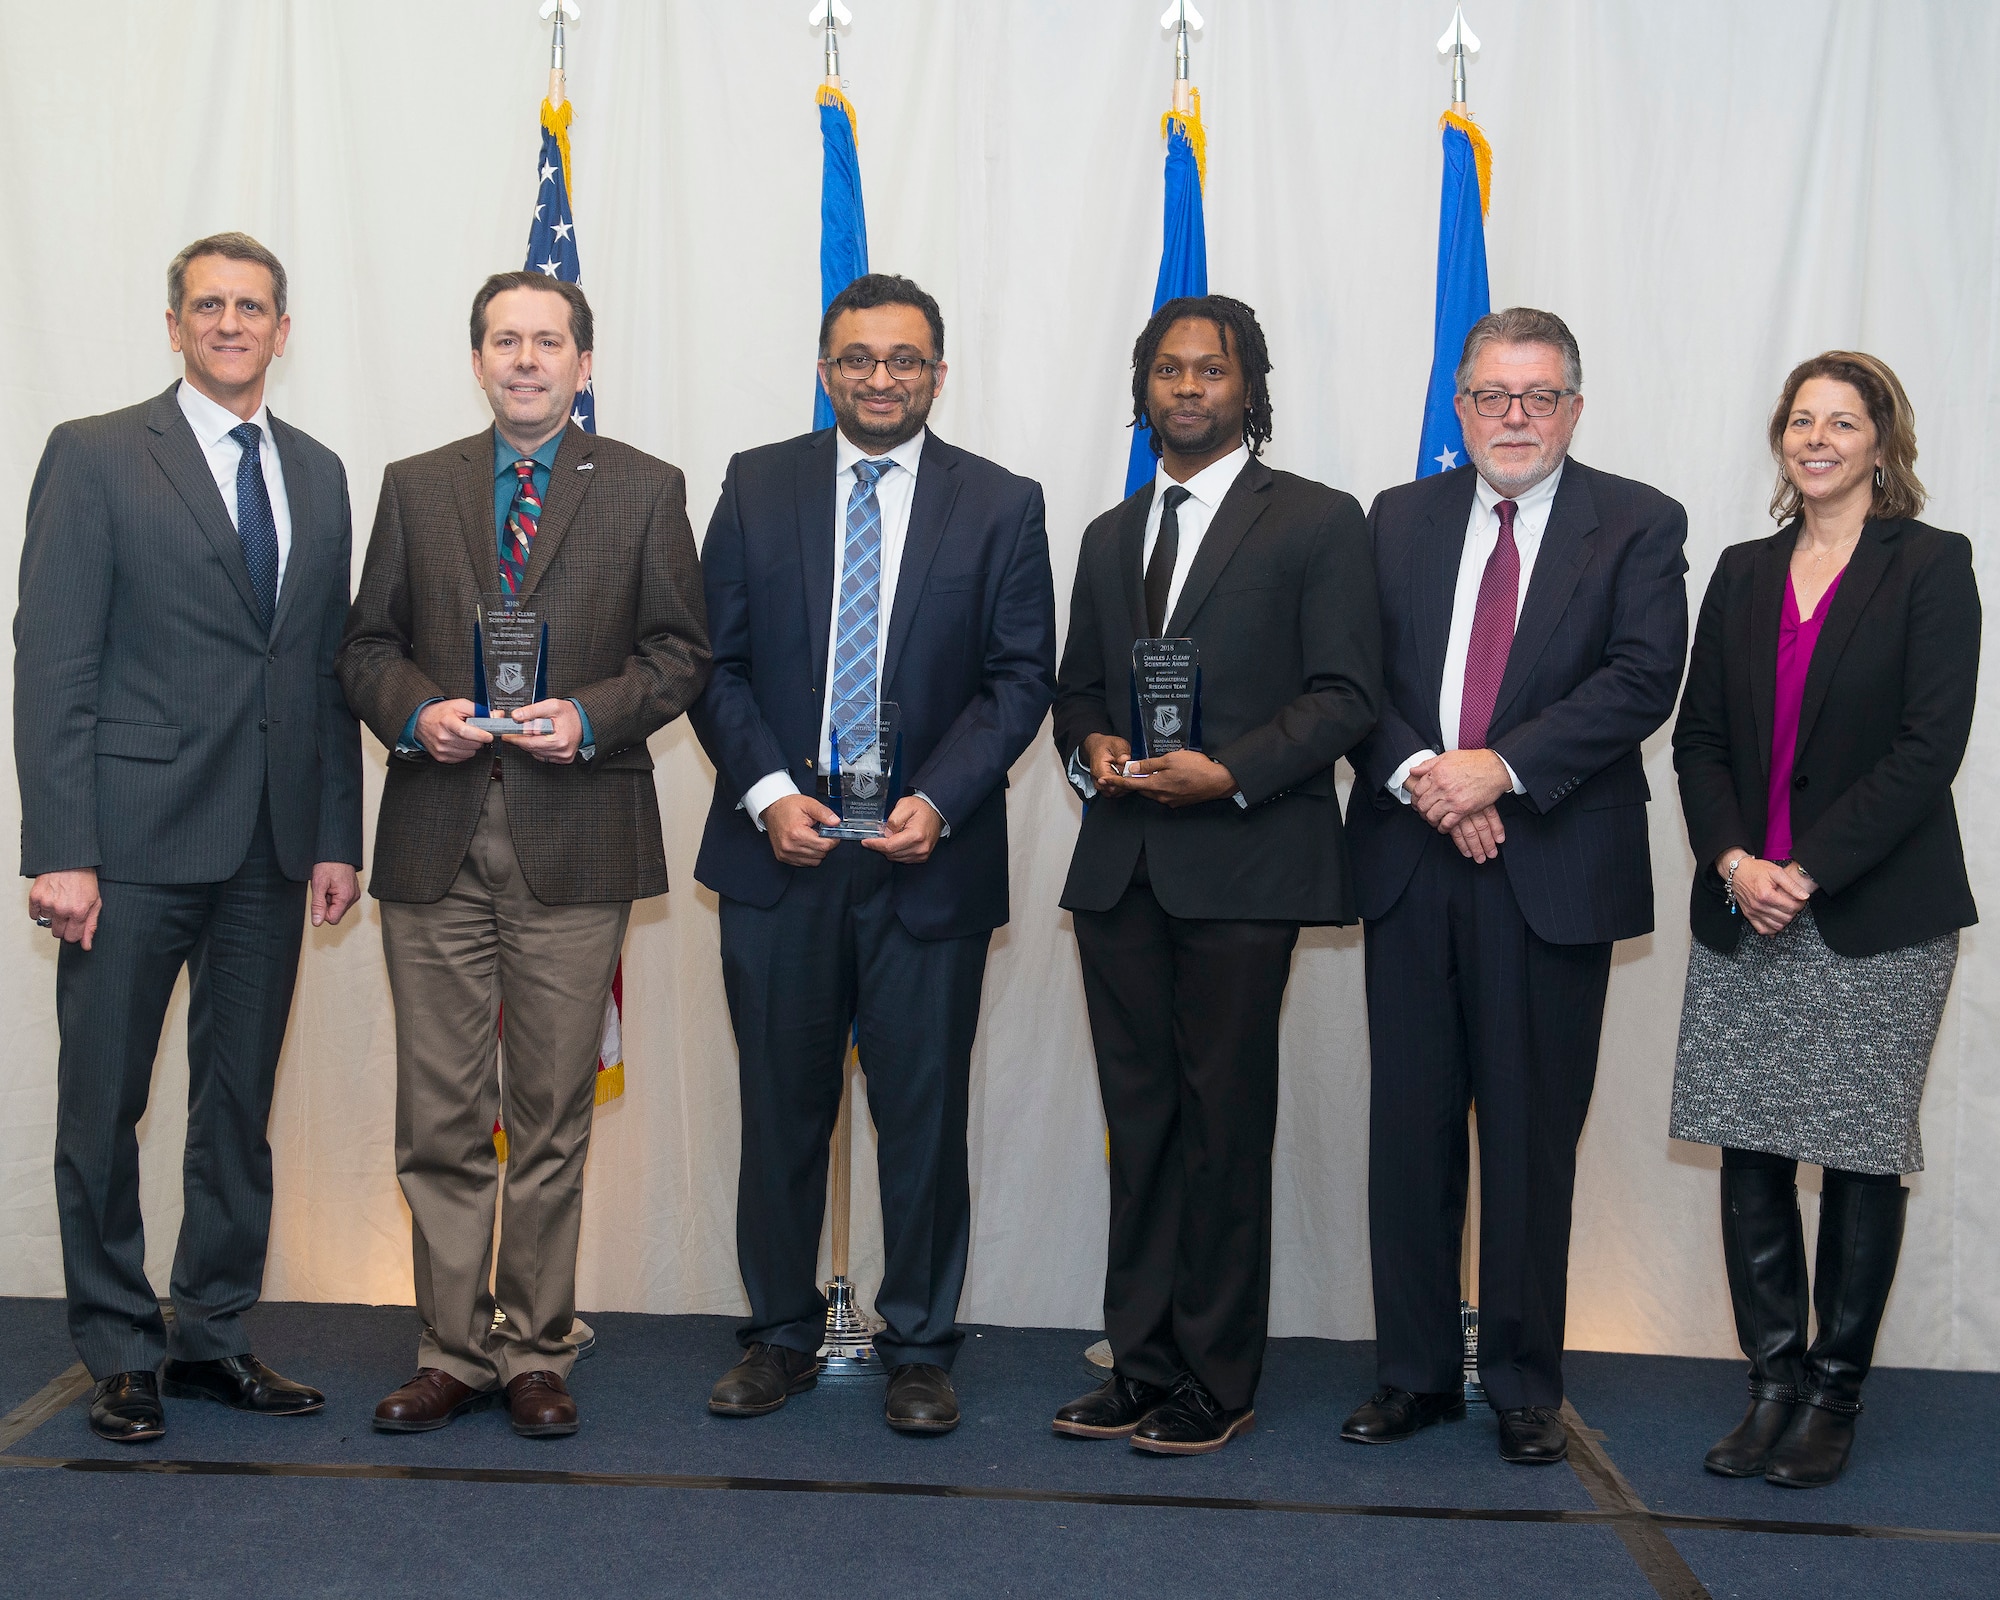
[
  {"xmin": 1464, "ymin": 387, "xmax": 1576, "ymax": 419},
  {"xmin": 827, "ymin": 352, "xmax": 937, "ymax": 382}
]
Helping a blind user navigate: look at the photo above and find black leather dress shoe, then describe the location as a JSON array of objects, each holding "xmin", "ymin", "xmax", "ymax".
[
  {"xmin": 1130, "ymin": 1375, "xmax": 1254, "ymax": 1456},
  {"xmin": 885, "ymin": 1363, "xmax": 960, "ymax": 1434},
  {"xmin": 89, "ymin": 1371, "xmax": 165, "ymax": 1443},
  {"xmin": 1340, "ymin": 1386, "xmax": 1466, "ymax": 1444},
  {"xmin": 1053, "ymin": 1373, "xmax": 1170, "ymax": 1439},
  {"xmin": 1497, "ymin": 1406, "xmax": 1569, "ymax": 1464},
  {"xmin": 162, "ymin": 1353, "xmax": 324, "ymax": 1415},
  {"xmin": 708, "ymin": 1343, "xmax": 821, "ymax": 1417}
]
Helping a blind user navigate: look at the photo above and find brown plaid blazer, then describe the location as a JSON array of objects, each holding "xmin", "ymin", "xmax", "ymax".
[{"xmin": 337, "ymin": 426, "xmax": 709, "ymax": 905}]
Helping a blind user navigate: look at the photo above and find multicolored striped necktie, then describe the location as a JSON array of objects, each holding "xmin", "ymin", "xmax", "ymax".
[
  {"xmin": 828, "ymin": 458, "xmax": 886, "ymax": 765},
  {"xmin": 501, "ymin": 458, "xmax": 541, "ymax": 596}
]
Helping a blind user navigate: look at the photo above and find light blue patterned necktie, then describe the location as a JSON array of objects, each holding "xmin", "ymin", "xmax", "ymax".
[{"xmin": 829, "ymin": 458, "xmax": 887, "ymax": 766}]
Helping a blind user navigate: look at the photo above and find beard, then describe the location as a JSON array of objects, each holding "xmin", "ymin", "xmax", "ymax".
[
  {"xmin": 1465, "ymin": 431, "xmax": 1562, "ymax": 495},
  {"xmin": 831, "ymin": 380, "xmax": 935, "ymax": 451},
  {"xmin": 1148, "ymin": 403, "xmax": 1234, "ymax": 459}
]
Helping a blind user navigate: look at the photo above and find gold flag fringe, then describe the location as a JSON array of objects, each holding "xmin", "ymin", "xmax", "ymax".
[
  {"xmin": 1160, "ymin": 87, "xmax": 1207, "ymax": 191},
  {"xmin": 1439, "ymin": 107, "xmax": 1491, "ymax": 216},
  {"xmin": 817, "ymin": 82, "xmax": 860, "ymax": 137},
  {"xmin": 541, "ymin": 98, "xmax": 576, "ymax": 204}
]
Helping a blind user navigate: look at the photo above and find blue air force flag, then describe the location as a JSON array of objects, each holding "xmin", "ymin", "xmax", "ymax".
[
  {"xmin": 1415, "ymin": 111, "xmax": 1492, "ymax": 478},
  {"xmin": 1126, "ymin": 101, "xmax": 1209, "ymax": 497}
]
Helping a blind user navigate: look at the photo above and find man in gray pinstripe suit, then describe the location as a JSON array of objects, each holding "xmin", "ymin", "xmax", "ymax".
[{"xmin": 14, "ymin": 232, "xmax": 363, "ymax": 1443}]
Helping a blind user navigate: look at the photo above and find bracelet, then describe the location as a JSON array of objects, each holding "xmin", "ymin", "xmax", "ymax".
[{"xmin": 1724, "ymin": 855, "xmax": 1746, "ymax": 915}]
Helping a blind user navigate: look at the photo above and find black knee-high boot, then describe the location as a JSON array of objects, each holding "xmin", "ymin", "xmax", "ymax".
[
  {"xmin": 1705, "ymin": 1162, "xmax": 1809, "ymax": 1476},
  {"xmin": 1765, "ymin": 1173, "xmax": 1908, "ymax": 1489}
]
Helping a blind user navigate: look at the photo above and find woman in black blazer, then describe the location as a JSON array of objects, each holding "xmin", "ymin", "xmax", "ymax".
[{"xmin": 1669, "ymin": 351, "xmax": 1979, "ymax": 1489}]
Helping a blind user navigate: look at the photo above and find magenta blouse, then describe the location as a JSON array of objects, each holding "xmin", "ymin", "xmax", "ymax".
[{"xmin": 1763, "ymin": 569, "xmax": 1845, "ymax": 860}]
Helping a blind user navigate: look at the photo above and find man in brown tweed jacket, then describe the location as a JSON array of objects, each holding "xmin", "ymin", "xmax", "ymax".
[{"xmin": 337, "ymin": 272, "xmax": 708, "ymax": 1439}]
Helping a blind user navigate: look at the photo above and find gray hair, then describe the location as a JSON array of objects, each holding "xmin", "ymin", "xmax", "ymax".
[
  {"xmin": 1455, "ymin": 306, "xmax": 1582, "ymax": 392},
  {"xmin": 167, "ymin": 232, "xmax": 288, "ymax": 319}
]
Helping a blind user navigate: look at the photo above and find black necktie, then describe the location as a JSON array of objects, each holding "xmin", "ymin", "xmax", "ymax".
[{"xmin": 1145, "ymin": 485, "xmax": 1191, "ymax": 637}]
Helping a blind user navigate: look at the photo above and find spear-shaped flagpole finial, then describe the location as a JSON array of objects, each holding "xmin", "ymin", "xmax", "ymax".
[
  {"xmin": 1159, "ymin": 0, "xmax": 1204, "ymax": 112},
  {"xmin": 540, "ymin": 0, "xmax": 580, "ymax": 106},
  {"xmin": 810, "ymin": 0, "xmax": 853, "ymax": 88},
  {"xmin": 1436, "ymin": 4, "xmax": 1480, "ymax": 113}
]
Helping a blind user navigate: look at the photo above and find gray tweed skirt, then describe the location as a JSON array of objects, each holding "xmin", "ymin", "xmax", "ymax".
[{"xmin": 1669, "ymin": 907, "xmax": 1957, "ymax": 1175}]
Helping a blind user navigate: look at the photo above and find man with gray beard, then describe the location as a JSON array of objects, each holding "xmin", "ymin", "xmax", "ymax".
[{"xmin": 1339, "ymin": 309, "xmax": 1688, "ymax": 1465}]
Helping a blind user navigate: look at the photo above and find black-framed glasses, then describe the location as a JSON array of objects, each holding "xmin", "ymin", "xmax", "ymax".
[
  {"xmin": 828, "ymin": 352, "xmax": 937, "ymax": 382},
  {"xmin": 1465, "ymin": 386, "xmax": 1575, "ymax": 419}
]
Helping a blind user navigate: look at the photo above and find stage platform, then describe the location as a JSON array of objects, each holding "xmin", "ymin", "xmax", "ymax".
[{"xmin": 1, "ymin": 1297, "xmax": 1994, "ymax": 1598}]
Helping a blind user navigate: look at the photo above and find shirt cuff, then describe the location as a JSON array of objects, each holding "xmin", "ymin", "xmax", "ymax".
[
  {"xmin": 569, "ymin": 699, "xmax": 596, "ymax": 762},
  {"xmin": 1387, "ymin": 749, "xmax": 1438, "ymax": 805},
  {"xmin": 395, "ymin": 699, "xmax": 442, "ymax": 759},
  {"xmin": 1499, "ymin": 756, "xmax": 1526, "ymax": 796},
  {"xmin": 741, "ymin": 770, "xmax": 801, "ymax": 833},
  {"xmin": 912, "ymin": 791, "xmax": 951, "ymax": 838},
  {"xmin": 1066, "ymin": 746, "xmax": 1098, "ymax": 801},
  {"xmin": 1233, "ymin": 791, "xmax": 1248, "ymax": 810}
]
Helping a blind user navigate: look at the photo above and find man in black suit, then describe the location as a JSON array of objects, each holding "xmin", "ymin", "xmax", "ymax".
[
  {"xmin": 15, "ymin": 233, "xmax": 362, "ymax": 1443},
  {"xmin": 689, "ymin": 274, "xmax": 1055, "ymax": 1435},
  {"xmin": 1340, "ymin": 308, "xmax": 1687, "ymax": 1464},
  {"xmin": 1050, "ymin": 296, "xmax": 1381, "ymax": 1455}
]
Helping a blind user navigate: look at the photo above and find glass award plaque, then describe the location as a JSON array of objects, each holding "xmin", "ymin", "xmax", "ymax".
[
  {"xmin": 1128, "ymin": 638, "xmax": 1201, "ymax": 767},
  {"xmin": 816, "ymin": 701, "xmax": 903, "ymax": 840},
  {"xmin": 468, "ymin": 594, "xmax": 553, "ymax": 735}
]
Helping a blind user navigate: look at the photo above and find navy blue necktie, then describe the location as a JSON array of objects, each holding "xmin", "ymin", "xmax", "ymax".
[{"xmin": 229, "ymin": 422, "xmax": 280, "ymax": 625}]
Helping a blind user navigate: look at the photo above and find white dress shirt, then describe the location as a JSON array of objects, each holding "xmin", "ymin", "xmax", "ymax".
[
  {"xmin": 1388, "ymin": 460, "xmax": 1566, "ymax": 802},
  {"xmin": 177, "ymin": 379, "xmax": 293, "ymax": 594},
  {"xmin": 1066, "ymin": 445, "xmax": 1254, "ymax": 806},
  {"xmin": 1142, "ymin": 443, "xmax": 1251, "ymax": 624},
  {"xmin": 743, "ymin": 427, "xmax": 940, "ymax": 829}
]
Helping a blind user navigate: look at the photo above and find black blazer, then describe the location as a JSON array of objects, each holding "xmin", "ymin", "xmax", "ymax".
[
  {"xmin": 1673, "ymin": 516, "xmax": 1979, "ymax": 958},
  {"xmin": 1052, "ymin": 457, "xmax": 1382, "ymax": 924},
  {"xmin": 689, "ymin": 428, "xmax": 1056, "ymax": 941},
  {"xmin": 1345, "ymin": 460, "xmax": 1689, "ymax": 945},
  {"xmin": 15, "ymin": 385, "xmax": 362, "ymax": 884}
]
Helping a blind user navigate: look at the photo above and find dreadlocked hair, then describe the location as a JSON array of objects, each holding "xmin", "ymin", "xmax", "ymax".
[{"xmin": 1129, "ymin": 295, "xmax": 1274, "ymax": 459}]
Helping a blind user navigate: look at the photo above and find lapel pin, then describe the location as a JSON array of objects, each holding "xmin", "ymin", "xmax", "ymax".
[{"xmin": 576, "ymin": 462, "xmax": 594, "ymax": 471}]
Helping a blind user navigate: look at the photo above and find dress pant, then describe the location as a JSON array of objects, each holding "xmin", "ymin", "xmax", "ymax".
[
  {"xmin": 1072, "ymin": 869, "xmax": 1300, "ymax": 1412},
  {"xmin": 720, "ymin": 843, "xmax": 991, "ymax": 1370},
  {"xmin": 53, "ymin": 797, "xmax": 307, "ymax": 1379},
  {"xmin": 1363, "ymin": 831, "xmax": 1613, "ymax": 1410},
  {"xmin": 379, "ymin": 778, "xmax": 628, "ymax": 1391}
]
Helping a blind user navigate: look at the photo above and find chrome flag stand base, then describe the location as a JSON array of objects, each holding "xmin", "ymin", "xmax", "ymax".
[
  {"xmin": 817, "ymin": 1276, "xmax": 883, "ymax": 1379},
  {"xmin": 1461, "ymin": 1299, "xmax": 1487, "ymax": 1406}
]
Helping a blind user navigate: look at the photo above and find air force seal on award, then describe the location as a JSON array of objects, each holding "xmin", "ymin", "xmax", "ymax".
[
  {"xmin": 495, "ymin": 661, "xmax": 527, "ymax": 697},
  {"xmin": 1152, "ymin": 702, "xmax": 1182, "ymax": 740}
]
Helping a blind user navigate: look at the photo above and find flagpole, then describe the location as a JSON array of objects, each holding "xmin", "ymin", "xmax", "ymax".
[{"xmin": 1436, "ymin": 1, "xmax": 1487, "ymax": 1407}]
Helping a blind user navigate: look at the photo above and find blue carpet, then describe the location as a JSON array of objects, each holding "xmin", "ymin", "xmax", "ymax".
[
  {"xmin": 1565, "ymin": 1349, "xmax": 2000, "ymax": 1534},
  {"xmin": 0, "ymin": 1297, "xmax": 77, "ymax": 1416},
  {"xmin": 1669, "ymin": 1530, "xmax": 2000, "ymax": 1600},
  {"xmin": 0, "ymin": 1471, "xmax": 1659, "ymax": 1600},
  {"xmin": 3, "ymin": 1301, "xmax": 1596, "ymax": 1513}
]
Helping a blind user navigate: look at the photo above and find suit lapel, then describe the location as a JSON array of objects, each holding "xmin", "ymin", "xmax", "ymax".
[
  {"xmin": 882, "ymin": 433, "xmax": 963, "ymax": 693},
  {"xmin": 519, "ymin": 427, "xmax": 595, "ymax": 599},
  {"xmin": 1794, "ymin": 519, "xmax": 1898, "ymax": 758},
  {"xmin": 145, "ymin": 385, "xmax": 266, "ymax": 626},
  {"xmin": 1113, "ymin": 487, "xmax": 1152, "ymax": 654},
  {"xmin": 1416, "ymin": 469, "xmax": 1477, "ymax": 744},
  {"xmin": 1746, "ymin": 526, "xmax": 1792, "ymax": 778},
  {"xmin": 1489, "ymin": 462, "xmax": 1597, "ymax": 727},
  {"xmin": 1163, "ymin": 457, "xmax": 1273, "ymax": 636},
  {"xmin": 453, "ymin": 431, "xmax": 501, "ymax": 595},
  {"xmin": 798, "ymin": 430, "xmax": 839, "ymax": 713},
  {"xmin": 266, "ymin": 414, "xmax": 314, "ymax": 638}
]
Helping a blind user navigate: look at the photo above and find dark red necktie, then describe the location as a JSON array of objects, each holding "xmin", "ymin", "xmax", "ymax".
[{"xmin": 1457, "ymin": 498, "xmax": 1519, "ymax": 749}]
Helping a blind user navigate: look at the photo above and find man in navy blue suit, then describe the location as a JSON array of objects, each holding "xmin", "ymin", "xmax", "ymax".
[
  {"xmin": 1340, "ymin": 309, "xmax": 1688, "ymax": 1465},
  {"xmin": 689, "ymin": 274, "xmax": 1056, "ymax": 1435}
]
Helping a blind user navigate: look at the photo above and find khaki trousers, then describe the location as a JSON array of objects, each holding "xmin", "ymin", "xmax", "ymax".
[{"xmin": 380, "ymin": 779, "xmax": 629, "ymax": 1390}]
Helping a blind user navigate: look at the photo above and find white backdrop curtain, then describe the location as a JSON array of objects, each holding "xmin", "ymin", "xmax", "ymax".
[{"xmin": 2, "ymin": 0, "xmax": 1995, "ymax": 1370}]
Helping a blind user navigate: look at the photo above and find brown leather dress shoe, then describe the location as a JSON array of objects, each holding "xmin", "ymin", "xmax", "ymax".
[
  {"xmin": 507, "ymin": 1370, "xmax": 578, "ymax": 1438},
  {"xmin": 373, "ymin": 1368, "xmax": 500, "ymax": 1433}
]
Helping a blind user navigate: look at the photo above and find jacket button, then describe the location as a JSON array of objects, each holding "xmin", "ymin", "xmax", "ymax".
[
  {"xmin": 268, "ymin": 651, "xmax": 277, "ymax": 663},
  {"xmin": 1793, "ymin": 773, "xmax": 1809, "ymax": 790},
  {"xmin": 258, "ymin": 718, "xmax": 269, "ymax": 731}
]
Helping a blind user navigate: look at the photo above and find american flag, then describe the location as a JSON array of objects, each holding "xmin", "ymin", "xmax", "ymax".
[{"xmin": 526, "ymin": 97, "xmax": 594, "ymax": 434}]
